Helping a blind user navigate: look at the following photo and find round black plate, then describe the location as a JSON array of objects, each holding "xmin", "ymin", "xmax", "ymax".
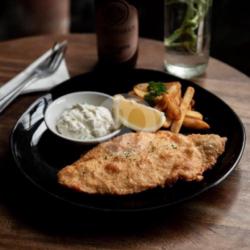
[{"xmin": 10, "ymin": 69, "xmax": 246, "ymax": 212}]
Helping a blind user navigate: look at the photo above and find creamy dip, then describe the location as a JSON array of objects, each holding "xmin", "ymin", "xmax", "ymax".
[{"xmin": 56, "ymin": 103, "xmax": 116, "ymax": 140}]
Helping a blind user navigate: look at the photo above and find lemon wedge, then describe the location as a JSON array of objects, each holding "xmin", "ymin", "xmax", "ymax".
[{"xmin": 113, "ymin": 95, "xmax": 166, "ymax": 132}]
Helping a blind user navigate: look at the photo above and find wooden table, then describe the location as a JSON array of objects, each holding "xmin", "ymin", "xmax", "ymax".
[{"xmin": 0, "ymin": 34, "xmax": 249, "ymax": 250}]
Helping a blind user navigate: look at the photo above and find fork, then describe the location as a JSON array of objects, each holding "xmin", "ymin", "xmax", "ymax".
[{"xmin": 0, "ymin": 41, "xmax": 67, "ymax": 113}]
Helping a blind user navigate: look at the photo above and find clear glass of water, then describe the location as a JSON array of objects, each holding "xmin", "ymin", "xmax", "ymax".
[{"xmin": 164, "ymin": 0, "xmax": 212, "ymax": 79}]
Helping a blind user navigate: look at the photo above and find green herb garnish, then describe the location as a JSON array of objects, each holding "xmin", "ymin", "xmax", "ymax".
[{"xmin": 144, "ymin": 81, "xmax": 166, "ymax": 105}]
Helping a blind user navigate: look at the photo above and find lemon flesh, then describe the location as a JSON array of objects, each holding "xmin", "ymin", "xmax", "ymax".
[{"xmin": 114, "ymin": 95, "xmax": 166, "ymax": 132}]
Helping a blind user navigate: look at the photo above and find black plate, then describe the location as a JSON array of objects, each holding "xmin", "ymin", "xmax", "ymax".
[{"xmin": 10, "ymin": 69, "xmax": 246, "ymax": 212}]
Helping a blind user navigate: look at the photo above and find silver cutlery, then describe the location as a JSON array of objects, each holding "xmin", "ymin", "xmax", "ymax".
[{"xmin": 0, "ymin": 41, "xmax": 67, "ymax": 113}]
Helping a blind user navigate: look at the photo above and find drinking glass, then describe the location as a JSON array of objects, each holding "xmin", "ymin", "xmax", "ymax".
[{"xmin": 164, "ymin": 0, "xmax": 212, "ymax": 79}]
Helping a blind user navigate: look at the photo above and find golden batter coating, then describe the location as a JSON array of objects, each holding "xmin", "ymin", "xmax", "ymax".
[{"xmin": 58, "ymin": 131, "xmax": 227, "ymax": 195}]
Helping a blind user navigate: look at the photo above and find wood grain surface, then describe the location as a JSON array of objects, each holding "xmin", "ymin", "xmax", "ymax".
[{"xmin": 0, "ymin": 34, "xmax": 249, "ymax": 250}]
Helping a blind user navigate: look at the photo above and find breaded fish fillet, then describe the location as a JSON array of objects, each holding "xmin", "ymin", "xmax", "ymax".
[{"xmin": 58, "ymin": 131, "xmax": 227, "ymax": 195}]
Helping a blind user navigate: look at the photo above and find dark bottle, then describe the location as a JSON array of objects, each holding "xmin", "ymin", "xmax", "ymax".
[{"xmin": 95, "ymin": 0, "xmax": 139, "ymax": 70}]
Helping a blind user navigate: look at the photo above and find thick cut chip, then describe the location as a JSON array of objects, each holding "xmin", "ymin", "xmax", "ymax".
[{"xmin": 58, "ymin": 131, "xmax": 227, "ymax": 195}]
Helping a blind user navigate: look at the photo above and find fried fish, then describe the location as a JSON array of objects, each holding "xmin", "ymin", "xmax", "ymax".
[{"xmin": 58, "ymin": 131, "xmax": 227, "ymax": 195}]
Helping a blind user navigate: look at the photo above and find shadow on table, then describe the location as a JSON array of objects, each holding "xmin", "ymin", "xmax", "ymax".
[{"xmin": 0, "ymin": 152, "xmax": 242, "ymax": 242}]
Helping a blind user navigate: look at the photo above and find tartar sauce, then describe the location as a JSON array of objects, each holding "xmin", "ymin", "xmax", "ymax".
[{"xmin": 56, "ymin": 103, "xmax": 116, "ymax": 140}]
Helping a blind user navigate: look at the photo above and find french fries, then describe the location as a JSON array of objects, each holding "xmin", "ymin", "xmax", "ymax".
[
  {"xmin": 171, "ymin": 87, "xmax": 195, "ymax": 133},
  {"xmin": 128, "ymin": 90, "xmax": 139, "ymax": 98},
  {"xmin": 133, "ymin": 83, "xmax": 148, "ymax": 98},
  {"xmin": 131, "ymin": 81, "xmax": 210, "ymax": 133},
  {"xmin": 163, "ymin": 93, "xmax": 181, "ymax": 120},
  {"xmin": 183, "ymin": 117, "xmax": 210, "ymax": 130},
  {"xmin": 133, "ymin": 82, "xmax": 181, "ymax": 100},
  {"xmin": 186, "ymin": 110, "xmax": 203, "ymax": 120},
  {"xmin": 166, "ymin": 82, "xmax": 182, "ymax": 106},
  {"xmin": 162, "ymin": 117, "xmax": 172, "ymax": 128}
]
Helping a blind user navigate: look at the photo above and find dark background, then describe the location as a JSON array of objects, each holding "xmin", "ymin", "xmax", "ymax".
[{"xmin": 0, "ymin": 0, "xmax": 250, "ymax": 76}]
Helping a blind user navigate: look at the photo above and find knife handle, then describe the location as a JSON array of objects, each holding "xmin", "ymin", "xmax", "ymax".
[{"xmin": 0, "ymin": 76, "xmax": 37, "ymax": 113}]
